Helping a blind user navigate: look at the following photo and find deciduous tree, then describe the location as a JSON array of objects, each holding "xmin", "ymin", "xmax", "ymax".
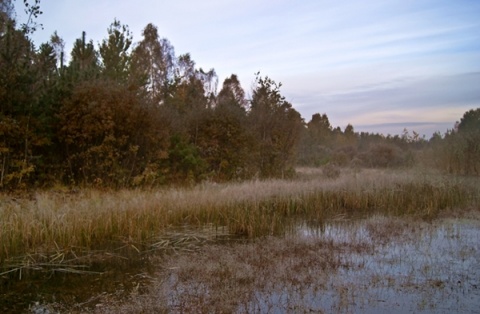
[
  {"xmin": 57, "ymin": 80, "xmax": 170, "ymax": 186},
  {"xmin": 249, "ymin": 74, "xmax": 303, "ymax": 177},
  {"xmin": 193, "ymin": 75, "xmax": 253, "ymax": 181},
  {"xmin": 131, "ymin": 23, "xmax": 175, "ymax": 104}
]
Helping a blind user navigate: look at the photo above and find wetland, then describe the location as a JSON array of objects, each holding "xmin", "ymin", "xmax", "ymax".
[{"xmin": 1, "ymin": 168, "xmax": 479, "ymax": 313}]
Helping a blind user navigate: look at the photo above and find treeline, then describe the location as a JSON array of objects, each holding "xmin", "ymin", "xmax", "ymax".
[
  {"xmin": 427, "ymin": 109, "xmax": 480, "ymax": 176},
  {"xmin": 1, "ymin": 6, "xmax": 305, "ymax": 189},
  {"xmin": 297, "ymin": 109, "xmax": 480, "ymax": 177},
  {"xmin": 1, "ymin": 3, "xmax": 479, "ymax": 190},
  {"xmin": 297, "ymin": 114, "xmax": 419, "ymax": 169}
]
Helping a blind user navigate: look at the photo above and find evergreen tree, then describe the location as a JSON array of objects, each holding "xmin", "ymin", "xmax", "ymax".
[
  {"xmin": 99, "ymin": 19, "xmax": 132, "ymax": 83},
  {"xmin": 68, "ymin": 31, "xmax": 100, "ymax": 81}
]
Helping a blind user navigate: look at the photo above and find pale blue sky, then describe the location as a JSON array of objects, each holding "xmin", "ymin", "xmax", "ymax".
[{"xmin": 17, "ymin": 0, "xmax": 480, "ymax": 137}]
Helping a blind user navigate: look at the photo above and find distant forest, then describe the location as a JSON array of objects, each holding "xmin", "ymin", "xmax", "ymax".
[{"xmin": 1, "ymin": 1, "xmax": 479, "ymax": 189}]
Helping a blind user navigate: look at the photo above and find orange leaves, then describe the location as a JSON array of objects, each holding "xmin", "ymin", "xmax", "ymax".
[{"xmin": 57, "ymin": 80, "xmax": 170, "ymax": 186}]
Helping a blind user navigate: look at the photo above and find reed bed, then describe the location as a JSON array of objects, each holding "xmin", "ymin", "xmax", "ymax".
[{"xmin": 1, "ymin": 168, "xmax": 478, "ymax": 271}]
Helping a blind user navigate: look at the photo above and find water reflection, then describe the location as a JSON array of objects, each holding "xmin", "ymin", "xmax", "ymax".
[
  {"xmin": 157, "ymin": 216, "xmax": 480, "ymax": 313},
  {"xmin": 294, "ymin": 217, "xmax": 480, "ymax": 313}
]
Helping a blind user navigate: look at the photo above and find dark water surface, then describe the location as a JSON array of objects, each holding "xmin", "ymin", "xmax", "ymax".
[
  {"xmin": 0, "ymin": 226, "xmax": 232, "ymax": 313},
  {"xmin": 1, "ymin": 251, "xmax": 155, "ymax": 312}
]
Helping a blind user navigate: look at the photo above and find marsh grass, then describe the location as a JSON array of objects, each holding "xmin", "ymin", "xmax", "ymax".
[{"xmin": 1, "ymin": 168, "xmax": 479, "ymax": 273}]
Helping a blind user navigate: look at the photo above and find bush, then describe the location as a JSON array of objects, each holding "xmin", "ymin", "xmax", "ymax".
[
  {"xmin": 331, "ymin": 146, "xmax": 357, "ymax": 167},
  {"xmin": 323, "ymin": 163, "xmax": 341, "ymax": 179},
  {"xmin": 360, "ymin": 143, "xmax": 407, "ymax": 168}
]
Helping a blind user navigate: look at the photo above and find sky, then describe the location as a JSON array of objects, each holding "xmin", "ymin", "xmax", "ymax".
[{"xmin": 16, "ymin": 0, "xmax": 480, "ymax": 138}]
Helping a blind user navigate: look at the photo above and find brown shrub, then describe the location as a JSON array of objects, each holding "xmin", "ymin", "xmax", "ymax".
[
  {"xmin": 359, "ymin": 143, "xmax": 406, "ymax": 168},
  {"xmin": 323, "ymin": 163, "xmax": 341, "ymax": 179}
]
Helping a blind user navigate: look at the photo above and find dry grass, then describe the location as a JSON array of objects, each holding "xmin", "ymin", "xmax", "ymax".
[{"xmin": 1, "ymin": 168, "xmax": 478, "ymax": 272}]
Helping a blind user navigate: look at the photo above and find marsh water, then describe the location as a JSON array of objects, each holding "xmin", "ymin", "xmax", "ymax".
[
  {"xmin": 294, "ymin": 217, "xmax": 480, "ymax": 313},
  {"xmin": 1, "ymin": 226, "xmax": 234, "ymax": 313},
  {"xmin": 2, "ymin": 216, "xmax": 480, "ymax": 313}
]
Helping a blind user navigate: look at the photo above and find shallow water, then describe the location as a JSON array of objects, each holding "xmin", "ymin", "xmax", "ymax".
[
  {"xmin": 291, "ymin": 217, "xmax": 480, "ymax": 313},
  {"xmin": 0, "ymin": 252, "xmax": 155, "ymax": 312},
  {"xmin": 155, "ymin": 216, "xmax": 480, "ymax": 313},
  {"xmin": 2, "ymin": 217, "xmax": 480, "ymax": 313},
  {"xmin": 0, "ymin": 225, "xmax": 232, "ymax": 313}
]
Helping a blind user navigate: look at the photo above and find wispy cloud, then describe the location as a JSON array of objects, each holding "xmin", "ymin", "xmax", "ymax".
[
  {"xmin": 20, "ymin": 0, "xmax": 480, "ymax": 136},
  {"xmin": 287, "ymin": 72, "xmax": 480, "ymax": 135}
]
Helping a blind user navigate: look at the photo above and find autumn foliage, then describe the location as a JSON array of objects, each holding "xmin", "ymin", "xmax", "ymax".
[
  {"xmin": 0, "ymin": 3, "xmax": 478, "ymax": 190},
  {"xmin": 0, "ymin": 6, "xmax": 305, "ymax": 189}
]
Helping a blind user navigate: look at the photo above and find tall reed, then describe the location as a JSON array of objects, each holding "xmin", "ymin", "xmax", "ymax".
[{"xmin": 1, "ymin": 168, "xmax": 478, "ymax": 267}]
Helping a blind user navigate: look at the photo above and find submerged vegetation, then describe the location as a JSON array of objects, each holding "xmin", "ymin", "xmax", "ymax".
[{"xmin": 112, "ymin": 216, "xmax": 480, "ymax": 313}]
